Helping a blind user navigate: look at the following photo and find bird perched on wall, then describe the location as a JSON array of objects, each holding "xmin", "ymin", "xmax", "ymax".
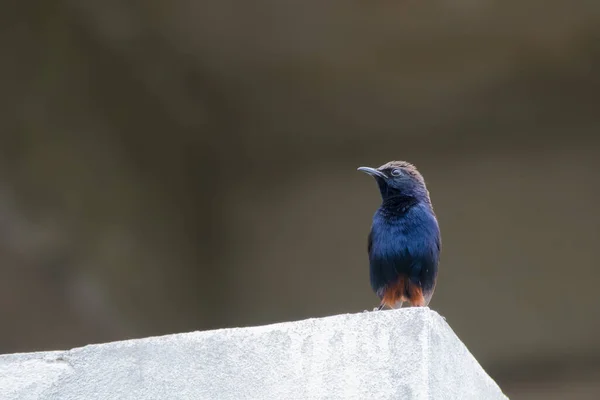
[{"xmin": 358, "ymin": 161, "xmax": 441, "ymax": 310}]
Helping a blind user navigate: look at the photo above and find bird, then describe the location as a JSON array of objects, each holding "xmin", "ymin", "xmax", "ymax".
[{"xmin": 358, "ymin": 161, "xmax": 441, "ymax": 310}]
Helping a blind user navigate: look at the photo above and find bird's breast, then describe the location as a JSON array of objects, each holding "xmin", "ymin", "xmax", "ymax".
[
  {"xmin": 369, "ymin": 204, "xmax": 440, "ymax": 261},
  {"xmin": 368, "ymin": 204, "xmax": 440, "ymax": 295}
]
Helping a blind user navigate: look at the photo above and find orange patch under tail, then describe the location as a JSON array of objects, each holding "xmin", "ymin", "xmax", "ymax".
[
  {"xmin": 381, "ymin": 276, "xmax": 405, "ymax": 308},
  {"xmin": 380, "ymin": 276, "xmax": 427, "ymax": 308},
  {"xmin": 406, "ymin": 282, "xmax": 426, "ymax": 307}
]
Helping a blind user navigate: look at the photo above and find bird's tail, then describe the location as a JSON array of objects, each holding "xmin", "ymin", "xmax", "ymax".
[{"xmin": 381, "ymin": 276, "xmax": 427, "ymax": 308}]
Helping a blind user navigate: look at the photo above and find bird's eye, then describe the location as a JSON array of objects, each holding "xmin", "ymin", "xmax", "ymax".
[{"xmin": 391, "ymin": 168, "xmax": 402, "ymax": 177}]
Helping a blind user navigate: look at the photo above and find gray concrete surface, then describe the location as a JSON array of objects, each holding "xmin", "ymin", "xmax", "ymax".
[{"xmin": 0, "ymin": 308, "xmax": 507, "ymax": 400}]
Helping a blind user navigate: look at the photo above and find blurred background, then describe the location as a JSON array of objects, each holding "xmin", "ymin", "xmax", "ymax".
[{"xmin": 1, "ymin": 1, "xmax": 599, "ymax": 398}]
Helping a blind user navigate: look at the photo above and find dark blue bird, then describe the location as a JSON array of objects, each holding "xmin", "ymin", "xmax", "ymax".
[{"xmin": 358, "ymin": 161, "xmax": 441, "ymax": 310}]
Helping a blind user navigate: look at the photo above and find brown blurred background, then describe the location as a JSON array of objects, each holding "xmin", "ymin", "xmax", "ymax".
[{"xmin": 1, "ymin": 1, "xmax": 600, "ymax": 398}]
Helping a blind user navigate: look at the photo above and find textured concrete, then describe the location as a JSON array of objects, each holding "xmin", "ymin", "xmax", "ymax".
[{"xmin": 0, "ymin": 308, "xmax": 507, "ymax": 400}]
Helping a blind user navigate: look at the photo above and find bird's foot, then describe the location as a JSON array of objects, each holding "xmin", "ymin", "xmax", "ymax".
[{"xmin": 363, "ymin": 307, "xmax": 383, "ymax": 312}]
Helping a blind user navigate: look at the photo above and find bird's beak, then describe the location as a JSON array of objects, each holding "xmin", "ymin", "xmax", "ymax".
[{"xmin": 357, "ymin": 166, "xmax": 387, "ymax": 179}]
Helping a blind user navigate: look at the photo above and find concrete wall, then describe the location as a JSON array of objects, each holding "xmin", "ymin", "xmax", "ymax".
[{"xmin": 0, "ymin": 309, "xmax": 507, "ymax": 400}]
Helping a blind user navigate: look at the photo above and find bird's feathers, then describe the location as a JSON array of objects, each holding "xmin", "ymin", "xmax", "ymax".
[{"xmin": 360, "ymin": 160, "xmax": 441, "ymax": 308}]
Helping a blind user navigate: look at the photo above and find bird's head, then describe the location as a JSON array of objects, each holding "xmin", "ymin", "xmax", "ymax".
[{"xmin": 358, "ymin": 160, "xmax": 429, "ymax": 201}]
